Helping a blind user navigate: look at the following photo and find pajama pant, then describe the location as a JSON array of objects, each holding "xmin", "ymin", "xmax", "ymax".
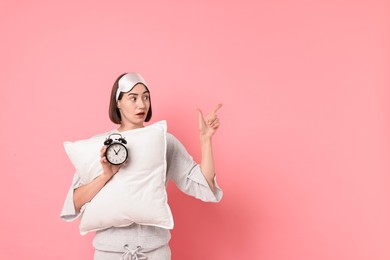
[{"xmin": 94, "ymin": 244, "xmax": 171, "ymax": 260}]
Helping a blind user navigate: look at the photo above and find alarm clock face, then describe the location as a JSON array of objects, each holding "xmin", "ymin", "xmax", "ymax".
[{"xmin": 105, "ymin": 143, "xmax": 128, "ymax": 165}]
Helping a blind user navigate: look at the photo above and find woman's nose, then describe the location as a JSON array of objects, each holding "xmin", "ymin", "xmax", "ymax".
[{"xmin": 137, "ymin": 99, "xmax": 146, "ymax": 108}]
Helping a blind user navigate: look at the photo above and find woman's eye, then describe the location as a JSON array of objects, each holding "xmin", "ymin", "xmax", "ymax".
[
  {"xmin": 143, "ymin": 95, "xmax": 149, "ymax": 101},
  {"xmin": 130, "ymin": 97, "xmax": 136, "ymax": 102}
]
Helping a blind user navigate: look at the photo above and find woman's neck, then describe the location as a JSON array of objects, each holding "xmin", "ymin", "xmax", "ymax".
[{"xmin": 117, "ymin": 122, "xmax": 144, "ymax": 132}]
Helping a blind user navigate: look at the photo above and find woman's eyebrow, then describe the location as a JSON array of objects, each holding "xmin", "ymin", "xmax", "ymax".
[{"xmin": 128, "ymin": 91, "xmax": 149, "ymax": 96}]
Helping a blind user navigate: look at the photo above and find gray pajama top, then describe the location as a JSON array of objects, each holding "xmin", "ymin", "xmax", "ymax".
[{"xmin": 60, "ymin": 133, "xmax": 223, "ymax": 252}]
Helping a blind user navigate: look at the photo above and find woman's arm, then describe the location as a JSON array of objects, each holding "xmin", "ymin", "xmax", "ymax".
[
  {"xmin": 198, "ymin": 104, "xmax": 222, "ymax": 192},
  {"xmin": 73, "ymin": 146, "xmax": 121, "ymax": 212}
]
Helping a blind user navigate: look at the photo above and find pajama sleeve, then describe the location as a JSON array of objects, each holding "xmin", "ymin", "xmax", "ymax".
[
  {"xmin": 60, "ymin": 173, "xmax": 83, "ymax": 222},
  {"xmin": 166, "ymin": 133, "xmax": 223, "ymax": 202}
]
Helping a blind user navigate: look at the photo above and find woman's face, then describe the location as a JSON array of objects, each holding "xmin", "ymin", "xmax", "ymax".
[{"xmin": 117, "ymin": 83, "xmax": 150, "ymax": 129}]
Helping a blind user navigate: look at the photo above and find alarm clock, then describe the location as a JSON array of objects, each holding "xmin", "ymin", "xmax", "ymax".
[{"xmin": 104, "ymin": 133, "xmax": 128, "ymax": 165}]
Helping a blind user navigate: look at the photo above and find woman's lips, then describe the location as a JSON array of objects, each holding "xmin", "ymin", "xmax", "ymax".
[{"xmin": 136, "ymin": 112, "xmax": 145, "ymax": 116}]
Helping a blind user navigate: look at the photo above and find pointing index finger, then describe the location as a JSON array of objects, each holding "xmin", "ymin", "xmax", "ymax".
[{"xmin": 212, "ymin": 103, "xmax": 223, "ymax": 114}]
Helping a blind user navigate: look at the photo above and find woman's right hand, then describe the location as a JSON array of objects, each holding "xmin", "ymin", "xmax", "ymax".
[
  {"xmin": 73, "ymin": 146, "xmax": 124, "ymax": 213},
  {"xmin": 100, "ymin": 146, "xmax": 122, "ymax": 179}
]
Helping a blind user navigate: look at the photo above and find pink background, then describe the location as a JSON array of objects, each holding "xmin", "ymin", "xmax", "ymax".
[{"xmin": 1, "ymin": 0, "xmax": 389, "ymax": 259}]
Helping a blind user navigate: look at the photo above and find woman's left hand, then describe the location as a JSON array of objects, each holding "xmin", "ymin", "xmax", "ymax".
[{"xmin": 198, "ymin": 103, "xmax": 222, "ymax": 139}]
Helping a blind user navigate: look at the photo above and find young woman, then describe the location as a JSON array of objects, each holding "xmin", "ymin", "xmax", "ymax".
[{"xmin": 61, "ymin": 72, "xmax": 223, "ymax": 260}]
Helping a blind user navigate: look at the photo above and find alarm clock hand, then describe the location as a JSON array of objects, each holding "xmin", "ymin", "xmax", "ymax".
[{"xmin": 100, "ymin": 146, "xmax": 122, "ymax": 178}]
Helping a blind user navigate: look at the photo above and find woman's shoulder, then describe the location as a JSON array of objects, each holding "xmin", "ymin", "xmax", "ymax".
[
  {"xmin": 166, "ymin": 132, "xmax": 177, "ymax": 144},
  {"xmin": 166, "ymin": 132, "xmax": 186, "ymax": 149}
]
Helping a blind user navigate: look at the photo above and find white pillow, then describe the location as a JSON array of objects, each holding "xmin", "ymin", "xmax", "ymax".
[{"xmin": 63, "ymin": 121, "xmax": 173, "ymax": 235}]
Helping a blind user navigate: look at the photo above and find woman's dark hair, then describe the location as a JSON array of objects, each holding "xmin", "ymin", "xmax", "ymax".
[{"xmin": 108, "ymin": 73, "xmax": 152, "ymax": 124}]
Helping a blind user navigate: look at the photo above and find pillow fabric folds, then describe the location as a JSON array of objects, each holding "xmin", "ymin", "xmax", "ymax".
[{"xmin": 63, "ymin": 121, "xmax": 173, "ymax": 235}]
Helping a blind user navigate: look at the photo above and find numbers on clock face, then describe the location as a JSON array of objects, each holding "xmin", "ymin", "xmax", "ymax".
[{"xmin": 106, "ymin": 143, "xmax": 128, "ymax": 165}]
